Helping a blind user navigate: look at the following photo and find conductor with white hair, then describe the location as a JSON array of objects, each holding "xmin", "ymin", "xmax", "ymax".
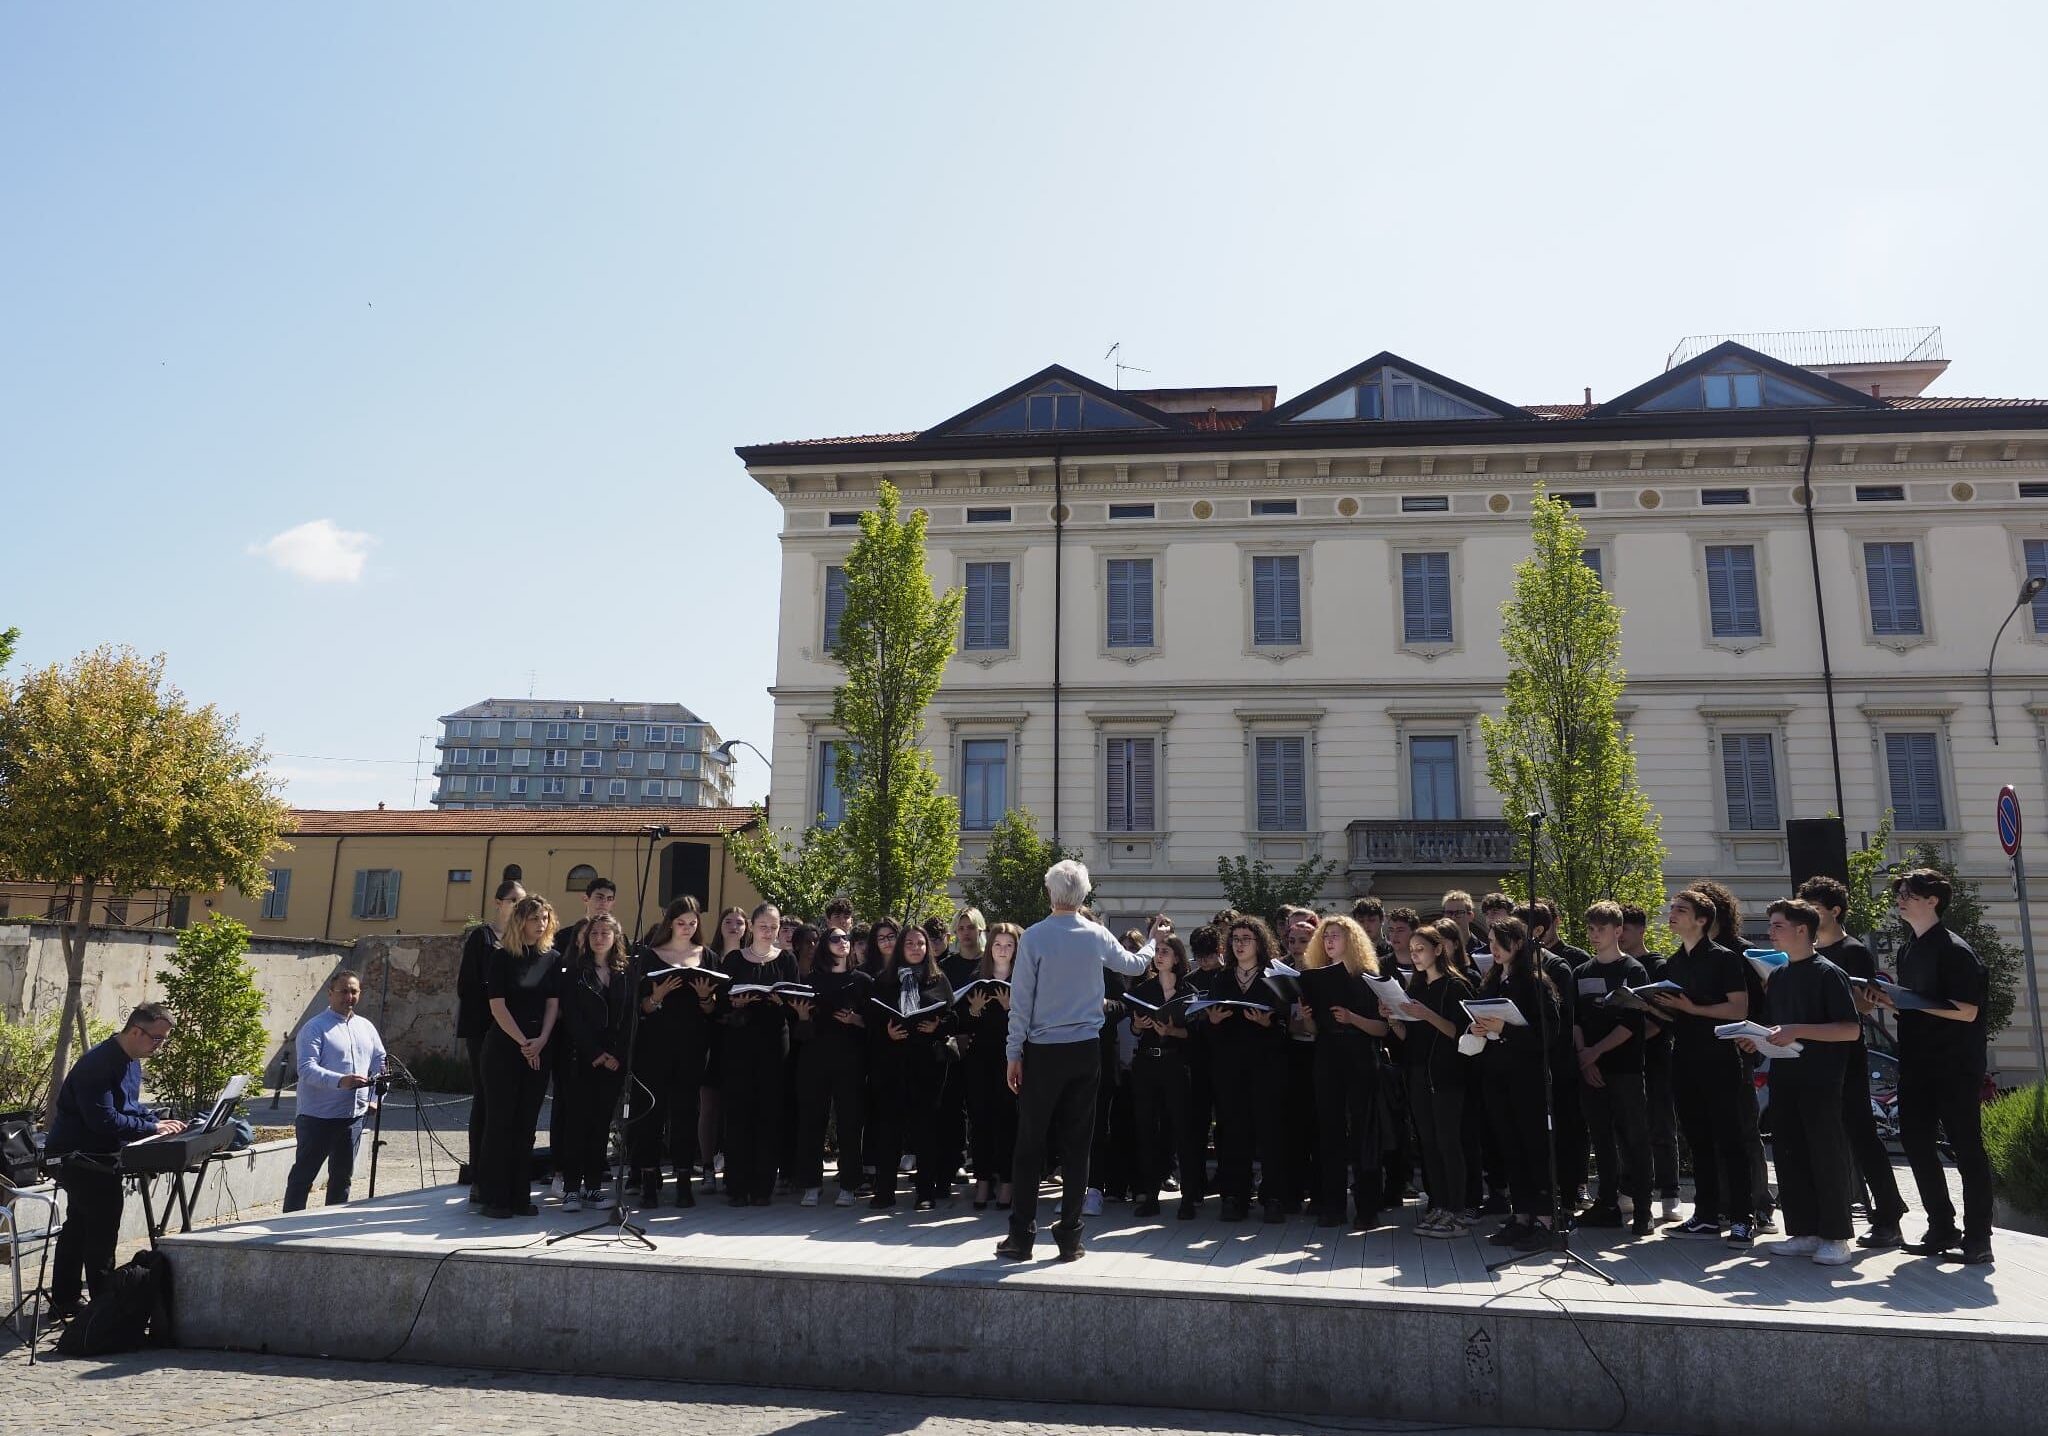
[{"xmin": 995, "ymin": 858, "xmax": 1151, "ymax": 1263}]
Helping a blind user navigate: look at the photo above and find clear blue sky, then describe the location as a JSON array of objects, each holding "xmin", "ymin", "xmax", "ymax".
[{"xmin": 5, "ymin": 3, "xmax": 2044, "ymax": 810}]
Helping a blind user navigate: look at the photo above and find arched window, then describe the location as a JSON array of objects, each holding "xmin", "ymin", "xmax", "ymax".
[
  {"xmin": 565, "ymin": 864, "xmax": 599, "ymax": 892},
  {"xmin": 501, "ymin": 863, "xmax": 524, "ymax": 883}
]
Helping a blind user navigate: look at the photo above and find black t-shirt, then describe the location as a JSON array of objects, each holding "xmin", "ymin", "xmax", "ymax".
[
  {"xmin": 1297, "ymin": 962, "xmax": 1375, "ymax": 1038},
  {"xmin": 1572, "ymin": 954, "xmax": 1649, "ymax": 1073},
  {"xmin": 1395, "ymin": 970, "xmax": 1473, "ymax": 1085},
  {"xmin": 798, "ymin": 967, "xmax": 873, "ymax": 1046},
  {"xmin": 1475, "ymin": 963, "xmax": 1558, "ymax": 1068},
  {"xmin": 1762, "ymin": 955, "xmax": 1859, "ymax": 1090},
  {"xmin": 1539, "ymin": 950, "xmax": 1579, "ymax": 1058},
  {"xmin": 485, "ymin": 947, "xmax": 564, "ymax": 1038},
  {"xmin": 456, "ymin": 923, "xmax": 501, "ymax": 1040},
  {"xmin": 1127, "ymin": 974, "xmax": 1193, "ymax": 1056},
  {"xmin": 1816, "ymin": 936, "xmax": 1875, "ymax": 1048},
  {"xmin": 1893, "ymin": 923, "xmax": 1989, "ymax": 1075},
  {"xmin": 721, "ymin": 950, "xmax": 800, "ymax": 1039},
  {"xmin": 1661, "ymin": 939, "xmax": 1749, "ymax": 1056},
  {"xmin": 1633, "ymin": 949, "xmax": 1675, "ymax": 1054}
]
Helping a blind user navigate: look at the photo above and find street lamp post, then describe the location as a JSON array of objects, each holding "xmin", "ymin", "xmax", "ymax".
[
  {"xmin": 707, "ymin": 738, "xmax": 772, "ymax": 812},
  {"xmin": 1987, "ymin": 576, "xmax": 2048, "ymax": 746}
]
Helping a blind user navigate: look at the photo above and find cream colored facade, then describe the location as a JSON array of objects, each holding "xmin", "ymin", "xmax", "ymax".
[{"xmin": 742, "ymin": 338, "xmax": 2048, "ymax": 1079}]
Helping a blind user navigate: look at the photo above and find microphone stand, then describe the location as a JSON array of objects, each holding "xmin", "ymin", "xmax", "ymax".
[
  {"xmin": 1488, "ymin": 810, "xmax": 1615, "ymax": 1285},
  {"xmin": 366, "ymin": 1074, "xmax": 390, "ymax": 1200},
  {"xmin": 549, "ymin": 824, "xmax": 666, "ymax": 1250}
]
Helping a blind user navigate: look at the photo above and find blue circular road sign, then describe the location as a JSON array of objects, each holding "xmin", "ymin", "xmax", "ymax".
[{"xmin": 1997, "ymin": 785, "xmax": 2022, "ymax": 857}]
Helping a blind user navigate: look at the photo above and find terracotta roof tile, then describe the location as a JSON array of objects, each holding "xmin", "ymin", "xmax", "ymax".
[
  {"xmin": 1525, "ymin": 403, "xmax": 1594, "ymax": 419},
  {"xmin": 1886, "ymin": 396, "xmax": 2048, "ymax": 409},
  {"xmin": 285, "ymin": 806, "xmax": 760, "ymax": 837},
  {"xmin": 1185, "ymin": 410, "xmax": 1260, "ymax": 432},
  {"xmin": 776, "ymin": 431, "xmax": 922, "ymax": 447}
]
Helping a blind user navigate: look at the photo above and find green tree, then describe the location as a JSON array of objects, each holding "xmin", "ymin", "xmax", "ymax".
[
  {"xmin": 0, "ymin": 646, "xmax": 289, "ymax": 1110},
  {"xmin": 831, "ymin": 482, "xmax": 964, "ymax": 924},
  {"xmin": 1480, "ymin": 488, "xmax": 1667, "ymax": 945},
  {"xmin": 1843, "ymin": 810, "xmax": 1897, "ymax": 938},
  {"xmin": 726, "ymin": 810, "xmax": 850, "ymax": 922},
  {"xmin": 1216, "ymin": 854, "xmax": 1338, "ymax": 924},
  {"xmin": 152, "ymin": 915, "xmax": 270, "ymax": 1114},
  {"xmin": 961, "ymin": 809, "xmax": 1075, "ymax": 928},
  {"xmin": 0, "ymin": 627, "xmax": 17, "ymax": 671},
  {"xmin": 0, "ymin": 1011, "xmax": 114, "ymax": 1120}
]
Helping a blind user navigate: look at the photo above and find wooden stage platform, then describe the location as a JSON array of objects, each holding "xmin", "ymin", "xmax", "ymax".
[{"xmin": 163, "ymin": 1186, "xmax": 2048, "ymax": 1436}]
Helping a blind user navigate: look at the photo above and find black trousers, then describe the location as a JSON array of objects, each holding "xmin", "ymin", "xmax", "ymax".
[
  {"xmin": 1410, "ymin": 1076, "xmax": 1467, "ymax": 1214},
  {"xmin": 1843, "ymin": 1042, "xmax": 1907, "ymax": 1223},
  {"xmin": 1671, "ymin": 1043, "xmax": 1754, "ymax": 1224},
  {"xmin": 1771, "ymin": 1075, "xmax": 1853, "ymax": 1240},
  {"xmin": 465, "ymin": 1033, "xmax": 490, "ymax": 1191},
  {"xmin": 1898, "ymin": 1059, "xmax": 1993, "ymax": 1243},
  {"xmin": 1285, "ymin": 1039, "xmax": 1319, "ymax": 1206},
  {"xmin": 1209, "ymin": 1036, "xmax": 1285, "ymax": 1206},
  {"xmin": 868, "ymin": 1046, "xmax": 949, "ymax": 1202},
  {"xmin": 1481, "ymin": 1060, "xmax": 1552, "ymax": 1218},
  {"xmin": 1313, "ymin": 1034, "xmax": 1380, "ymax": 1217},
  {"xmin": 1089, "ymin": 1047, "xmax": 1133, "ymax": 1199},
  {"xmin": 965, "ymin": 1056, "xmax": 1017, "ymax": 1184},
  {"xmin": 1643, "ymin": 1039, "xmax": 1680, "ymax": 1199},
  {"xmin": 628, "ymin": 1045, "xmax": 705, "ymax": 1183},
  {"xmin": 1378, "ymin": 1062, "xmax": 1416, "ymax": 1206},
  {"xmin": 561, "ymin": 1059, "xmax": 624, "ymax": 1191},
  {"xmin": 52, "ymin": 1159, "xmax": 123, "ymax": 1311},
  {"xmin": 1550, "ymin": 1052, "xmax": 1587, "ymax": 1201},
  {"xmin": 1008, "ymin": 1038, "xmax": 1101, "ymax": 1242},
  {"xmin": 793, "ymin": 1036, "xmax": 864, "ymax": 1190},
  {"xmin": 939, "ymin": 1056, "xmax": 971, "ymax": 1186},
  {"xmin": 720, "ymin": 1031, "xmax": 788, "ymax": 1202},
  {"xmin": 1737, "ymin": 1050, "xmax": 1774, "ymax": 1214},
  {"xmin": 479, "ymin": 1028, "xmax": 548, "ymax": 1209},
  {"xmin": 1463, "ymin": 1081, "xmax": 1493, "ymax": 1207},
  {"xmin": 1130, "ymin": 1049, "xmax": 1202, "ymax": 1200},
  {"xmin": 1187, "ymin": 1045, "xmax": 1217, "ymax": 1195},
  {"xmin": 1582, "ymin": 1068, "xmax": 1651, "ymax": 1212}
]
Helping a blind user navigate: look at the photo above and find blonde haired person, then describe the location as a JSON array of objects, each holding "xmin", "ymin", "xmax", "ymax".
[
  {"xmin": 480, "ymin": 895, "xmax": 563, "ymax": 1218},
  {"xmin": 1294, "ymin": 915, "xmax": 1390, "ymax": 1228}
]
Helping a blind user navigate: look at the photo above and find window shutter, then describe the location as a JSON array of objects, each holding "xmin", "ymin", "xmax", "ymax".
[
  {"xmin": 1866, "ymin": 543, "xmax": 1922, "ymax": 635},
  {"xmin": 1132, "ymin": 738, "xmax": 1155, "ymax": 829},
  {"xmin": 1281, "ymin": 738, "xmax": 1306, "ymax": 828},
  {"xmin": 1107, "ymin": 561, "xmax": 1133, "ymax": 646},
  {"xmin": 2029, "ymin": 540, "xmax": 2048, "ymax": 633},
  {"xmin": 824, "ymin": 567, "xmax": 848, "ymax": 651},
  {"xmin": 1722, "ymin": 738, "xmax": 1752, "ymax": 829},
  {"xmin": 1106, "ymin": 738, "xmax": 1128, "ymax": 830},
  {"xmin": 1130, "ymin": 559, "xmax": 1154, "ymax": 646},
  {"xmin": 1276, "ymin": 558, "xmax": 1301, "ymax": 642},
  {"xmin": 1886, "ymin": 732, "xmax": 1944, "ymax": 830},
  {"xmin": 385, "ymin": 870, "xmax": 401, "ymax": 920},
  {"xmin": 1252, "ymin": 558, "xmax": 1276, "ymax": 643},
  {"xmin": 1910, "ymin": 734, "xmax": 1942, "ymax": 828},
  {"xmin": 963, "ymin": 565, "xmax": 988, "ymax": 649},
  {"xmin": 1255, "ymin": 738, "xmax": 1280, "ymax": 829},
  {"xmin": 989, "ymin": 562, "xmax": 1010, "ymax": 647},
  {"xmin": 1402, "ymin": 555, "xmax": 1429, "ymax": 642},
  {"xmin": 1746, "ymin": 736, "xmax": 1779, "ymax": 829},
  {"xmin": 352, "ymin": 870, "xmax": 368, "ymax": 920}
]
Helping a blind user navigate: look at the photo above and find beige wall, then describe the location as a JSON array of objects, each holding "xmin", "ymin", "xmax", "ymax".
[
  {"xmin": 207, "ymin": 831, "xmax": 760, "ymax": 943},
  {"xmin": 756, "ymin": 431, "xmax": 2048, "ymax": 1079}
]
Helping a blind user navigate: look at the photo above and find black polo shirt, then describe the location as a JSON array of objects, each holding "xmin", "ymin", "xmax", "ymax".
[
  {"xmin": 1893, "ymin": 922, "xmax": 1988, "ymax": 1076},
  {"xmin": 1573, "ymin": 954, "xmax": 1648, "ymax": 1073},
  {"xmin": 1762, "ymin": 955, "xmax": 1859, "ymax": 1091}
]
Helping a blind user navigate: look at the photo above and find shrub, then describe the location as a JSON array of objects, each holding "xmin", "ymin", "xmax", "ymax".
[
  {"xmin": 404, "ymin": 1051, "xmax": 473, "ymax": 1095},
  {"xmin": 1984, "ymin": 1082, "xmax": 2048, "ymax": 1220},
  {"xmin": 0, "ymin": 1011, "xmax": 115, "ymax": 1120},
  {"xmin": 152, "ymin": 915, "xmax": 270, "ymax": 1115}
]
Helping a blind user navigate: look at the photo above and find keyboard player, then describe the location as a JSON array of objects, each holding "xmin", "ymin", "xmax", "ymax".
[{"xmin": 44, "ymin": 1004, "xmax": 186, "ymax": 1319}]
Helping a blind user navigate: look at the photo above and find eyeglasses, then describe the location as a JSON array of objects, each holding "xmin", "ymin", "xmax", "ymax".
[
  {"xmin": 1230, "ymin": 933, "xmax": 1257, "ymax": 945},
  {"xmin": 138, "ymin": 1027, "xmax": 171, "ymax": 1047},
  {"xmin": 826, "ymin": 932, "xmax": 850, "ymax": 944}
]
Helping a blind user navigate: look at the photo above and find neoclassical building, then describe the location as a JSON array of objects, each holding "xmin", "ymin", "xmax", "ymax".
[{"xmin": 739, "ymin": 329, "xmax": 2048, "ymax": 1077}]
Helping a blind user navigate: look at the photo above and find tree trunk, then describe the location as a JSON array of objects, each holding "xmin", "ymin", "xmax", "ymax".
[{"xmin": 43, "ymin": 875, "xmax": 96, "ymax": 1117}]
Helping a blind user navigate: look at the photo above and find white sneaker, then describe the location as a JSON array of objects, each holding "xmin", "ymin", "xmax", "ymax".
[
  {"xmin": 801, "ymin": 1188, "xmax": 821, "ymax": 1208},
  {"xmin": 1813, "ymin": 1239, "xmax": 1855, "ymax": 1266},
  {"xmin": 1660, "ymin": 1196, "xmax": 1681, "ymax": 1220},
  {"xmin": 586, "ymin": 1189, "xmax": 613, "ymax": 1211},
  {"xmin": 562, "ymin": 1192, "xmax": 583, "ymax": 1212},
  {"xmin": 1763, "ymin": 1236, "xmax": 1821, "ymax": 1258},
  {"xmin": 546, "ymin": 1175, "xmax": 566, "ymax": 1202},
  {"xmin": 1083, "ymin": 1188, "xmax": 1104, "ymax": 1217},
  {"xmin": 835, "ymin": 1188, "xmax": 855, "ymax": 1208},
  {"xmin": 900, "ymin": 1155, "xmax": 916, "ymax": 1174}
]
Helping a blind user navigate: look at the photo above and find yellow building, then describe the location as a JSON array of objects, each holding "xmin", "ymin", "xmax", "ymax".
[{"xmin": 204, "ymin": 806, "xmax": 765, "ymax": 943}]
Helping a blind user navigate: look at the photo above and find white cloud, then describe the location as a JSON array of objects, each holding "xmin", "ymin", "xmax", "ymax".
[{"xmin": 250, "ymin": 519, "xmax": 375, "ymax": 583}]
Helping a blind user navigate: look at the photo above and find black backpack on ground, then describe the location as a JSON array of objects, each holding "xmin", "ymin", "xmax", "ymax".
[
  {"xmin": 0, "ymin": 1109, "xmax": 38, "ymax": 1188},
  {"xmin": 54, "ymin": 1248, "xmax": 174, "ymax": 1356}
]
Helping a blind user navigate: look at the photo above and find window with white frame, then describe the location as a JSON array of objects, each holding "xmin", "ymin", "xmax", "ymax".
[
  {"xmin": 1408, "ymin": 736, "xmax": 1460, "ymax": 820},
  {"xmin": 648, "ymin": 752, "xmax": 666, "ymax": 771},
  {"xmin": 543, "ymin": 776, "xmax": 566, "ymax": 795},
  {"xmin": 963, "ymin": 561, "xmax": 1012, "ymax": 651},
  {"xmin": 476, "ymin": 775, "xmax": 496, "ymax": 794},
  {"xmin": 449, "ymin": 720, "xmax": 471, "ymax": 738},
  {"xmin": 544, "ymin": 722, "xmax": 569, "ymax": 741},
  {"xmin": 643, "ymin": 780, "xmax": 663, "ymax": 797},
  {"xmin": 648, "ymin": 724, "xmax": 668, "ymax": 744},
  {"xmin": 578, "ymin": 778, "xmax": 595, "ymax": 797},
  {"xmin": 1254, "ymin": 735, "xmax": 1307, "ymax": 831},
  {"xmin": 1864, "ymin": 541, "xmax": 1924, "ymax": 637},
  {"xmin": 613, "ymin": 724, "xmax": 632, "ymax": 742},
  {"xmin": 511, "ymin": 748, "xmax": 530, "ymax": 768},
  {"xmin": 617, "ymin": 751, "xmax": 634, "ymax": 769},
  {"xmin": 447, "ymin": 775, "xmax": 469, "ymax": 793},
  {"xmin": 1884, "ymin": 731, "xmax": 1946, "ymax": 830},
  {"xmin": 960, "ymin": 739, "xmax": 1009, "ymax": 831},
  {"xmin": 479, "ymin": 720, "xmax": 500, "ymax": 739},
  {"xmin": 1105, "ymin": 558, "xmax": 1154, "ymax": 649},
  {"xmin": 667, "ymin": 780, "xmax": 689, "ymax": 797},
  {"xmin": 509, "ymin": 776, "xmax": 529, "ymax": 796},
  {"xmin": 450, "ymin": 747, "xmax": 470, "ymax": 766},
  {"xmin": 1720, "ymin": 733, "xmax": 1780, "ymax": 831},
  {"xmin": 513, "ymin": 721, "xmax": 531, "ymax": 739},
  {"xmin": 581, "ymin": 751, "xmax": 602, "ymax": 769},
  {"xmin": 1105, "ymin": 736, "xmax": 1156, "ymax": 831},
  {"xmin": 479, "ymin": 749, "xmax": 498, "ymax": 767},
  {"xmin": 1705, "ymin": 544, "xmax": 1762, "ymax": 638},
  {"xmin": 1251, "ymin": 555, "xmax": 1302, "ymax": 646},
  {"xmin": 545, "ymin": 749, "xmax": 567, "ymax": 769},
  {"xmin": 609, "ymin": 779, "xmax": 628, "ymax": 797},
  {"xmin": 1401, "ymin": 552, "xmax": 1453, "ymax": 644},
  {"xmin": 351, "ymin": 869, "xmax": 401, "ymax": 921},
  {"xmin": 584, "ymin": 723, "xmax": 599, "ymax": 741}
]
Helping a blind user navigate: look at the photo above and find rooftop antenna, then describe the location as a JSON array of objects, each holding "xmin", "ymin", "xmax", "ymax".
[
  {"xmin": 526, "ymin": 668, "xmax": 538, "ymax": 697},
  {"xmin": 1104, "ymin": 341, "xmax": 1150, "ymax": 391}
]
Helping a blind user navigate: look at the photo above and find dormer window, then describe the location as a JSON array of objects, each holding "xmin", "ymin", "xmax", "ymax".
[{"xmin": 1293, "ymin": 368, "xmax": 1496, "ymax": 422}]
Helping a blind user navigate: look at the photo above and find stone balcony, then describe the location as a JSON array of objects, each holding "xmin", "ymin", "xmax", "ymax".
[{"xmin": 1346, "ymin": 818, "xmax": 1517, "ymax": 871}]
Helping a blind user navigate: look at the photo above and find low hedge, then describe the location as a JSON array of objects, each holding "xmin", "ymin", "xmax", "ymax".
[{"xmin": 1983, "ymin": 1081, "xmax": 2048, "ymax": 1220}]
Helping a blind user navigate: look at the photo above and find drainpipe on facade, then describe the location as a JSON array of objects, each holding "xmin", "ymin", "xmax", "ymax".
[
  {"xmin": 1051, "ymin": 444, "xmax": 1066, "ymax": 845},
  {"xmin": 1799, "ymin": 422, "xmax": 1849, "ymax": 820},
  {"xmin": 322, "ymin": 836, "xmax": 345, "ymax": 943}
]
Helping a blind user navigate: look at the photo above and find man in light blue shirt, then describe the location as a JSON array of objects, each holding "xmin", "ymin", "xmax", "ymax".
[
  {"xmin": 996, "ymin": 859, "xmax": 1151, "ymax": 1264},
  {"xmin": 285, "ymin": 971, "xmax": 387, "ymax": 1213}
]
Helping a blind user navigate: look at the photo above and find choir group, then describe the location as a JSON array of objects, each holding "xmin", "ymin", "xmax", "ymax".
[{"xmin": 450, "ymin": 863, "xmax": 1996, "ymax": 1268}]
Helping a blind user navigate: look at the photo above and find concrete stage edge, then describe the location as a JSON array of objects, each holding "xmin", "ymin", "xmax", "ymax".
[{"xmin": 163, "ymin": 1189, "xmax": 2046, "ymax": 1436}]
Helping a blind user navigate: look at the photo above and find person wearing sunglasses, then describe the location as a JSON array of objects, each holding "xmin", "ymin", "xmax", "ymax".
[
  {"xmin": 791, "ymin": 926, "xmax": 871, "ymax": 1207},
  {"xmin": 46, "ymin": 1004, "xmax": 185, "ymax": 1318}
]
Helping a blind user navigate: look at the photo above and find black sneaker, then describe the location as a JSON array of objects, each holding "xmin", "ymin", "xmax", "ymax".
[
  {"xmin": 1959, "ymin": 1241, "xmax": 1995, "ymax": 1265},
  {"xmin": 1905, "ymin": 1227, "xmax": 1962, "ymax": 1256},
  {"xmin": 1754, "ymin": 1209, "xmax": 1778, "ymax": 1234},
  {"xmin": 1856, "ymin": 1222, "xmax": 1903, "ymax": 1250},
  {"xmin": 1724, "ymin": 1219, "xmax": 1755, "ymax": 1249},
  {"xmin": 1513, "ymin": 1222, "xmax": 1553, "ymax": 1252},
  {"xmin": 1177, "ymin": 1198, "xmax": 1200, "ymax": 1221},
  {"xmin": 1487, "ymin": 1218, "xmax": 1528, "ymax": 1248},
  {"xmin": 1673, "ymin": 1214, "xmax": 1723, "ymax": 1239},
  {"xmin": 993, "ymin": 1236, "xmax": 1033, "ymax": 1262},
  {"xmin": 1576, "ymin": 1203, "xmax": 1624, "ymax": 1229},
  {"xmin": 1631, "ymin": 1212, "xmax": 1654, "ymax": 1238}
]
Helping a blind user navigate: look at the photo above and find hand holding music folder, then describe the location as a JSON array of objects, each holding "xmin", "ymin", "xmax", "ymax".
[
  {"xmin": 870, "ymin": 994, "xmax": 949, "ymax": 1023},
  {"xmin": 1870, "ymin": 977, "xmax": 1958, "ymax": 1012},
  {"xmin": 1459, "ymin": 997, "xmax": 1528, "ymax": 1028},
  {"xmin": 1715, "ymin": 1020, "xmax": 1803, "ymax": 1057},
  {"xmin": 952, "ymin": 978, "xmax": 1011, "ymax": 1006},
  {"xmin": 1603, "ymin": 980, "xmax": 1683, "ymax": 1013}
]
